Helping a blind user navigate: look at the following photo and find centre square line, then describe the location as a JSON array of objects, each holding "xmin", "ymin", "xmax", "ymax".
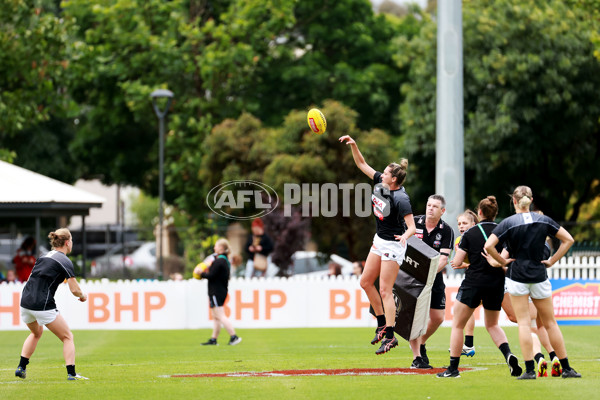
[{"xmin": 166, "ymin": 367, "xmax": 477, "ymax": 378}]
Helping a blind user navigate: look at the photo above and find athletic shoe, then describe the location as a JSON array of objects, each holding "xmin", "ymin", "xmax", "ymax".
[
  {"xmin": 437, "ymin": 368, "xmax": 460, "ymax": 378},
  {"xmin": 410, "ymin": 356, "xmax": 433, "ymax": 369},
  {"xmin": 201, "ymin": 338, "xmax": 217, "ymax": 346},
  {"xmin": 561, "ymin": 368, "xmax": 582, "ymax": 378},
  {"xmin": 67, "ymin": 374, "xmax": 89, "ymax": 381},
  {"xmin": 517, "ymin": 371, "xmax": 536, "ymax": 380},
  {"xmin": 461, "ymin": 345, "xmax": 475, "ymax": 357},
  {"xmin": 15, "ymin": 366, "xmax": 26, "ymax": 379},
  {"xmin": 371, "ymin": 326, "xmax": 385, "ymax": 345},
  {"xmin": 537, "ymin": 358, "xmax": 548, "ymax": 377},
  {"xmin": 228, "ymin": 336, "xmax": 242, "ymax": 346},
  {"xmin": 375, "ymin": 337, "xmax": 398, "ymax": 355},
  {"xmin": 551, "ymin": 356, "xmax": 562, "ymax": 377},
  {"xmin": 420, "ymin": 344, "xmax": 429, "ymax": 365},
  {"xmin": 506, "ymin": 353, "xmax": 523, "ymax": 377}
]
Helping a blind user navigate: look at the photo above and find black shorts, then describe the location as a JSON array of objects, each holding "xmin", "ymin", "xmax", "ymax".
[
  {"xmin": 429, "ymin": 273, "xmax": 446, "ymax": 309},
  {"xmin": 430, "ymin": 286, "xmax": 446, "ymax": 309},
  {"xmin": 209, "ymin": 293, "xmax": 227, "ymax": 308},
  {"xmin": 456, "ymin": 285, "xmax": 504, "ymax": 311}
]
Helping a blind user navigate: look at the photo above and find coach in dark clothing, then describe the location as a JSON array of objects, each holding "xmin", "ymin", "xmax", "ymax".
[{"xmin": 409, "ymin": 194, "xmax": 454, "ymax": 368}]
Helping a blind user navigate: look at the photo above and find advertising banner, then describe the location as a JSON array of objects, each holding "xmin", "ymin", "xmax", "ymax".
[{"xmin": 1, "ymin": 277, "xmax": 598, "ymax": 330}]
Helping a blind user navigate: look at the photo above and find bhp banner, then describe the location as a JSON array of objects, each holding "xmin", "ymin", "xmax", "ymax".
[{"xmin": 1, "ymin": 278, "xmax": 598, "ymax": 330}]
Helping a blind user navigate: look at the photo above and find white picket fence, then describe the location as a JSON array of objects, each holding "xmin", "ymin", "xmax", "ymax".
[
  {"xmin": 446, "ymin": 256, "xmax": 600, "ymax": 284},
  {"xmin": 1, "ymin": 257, "xmax": 598, "ymax": 331}
]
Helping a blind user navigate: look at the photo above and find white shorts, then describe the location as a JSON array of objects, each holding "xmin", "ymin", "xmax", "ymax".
[
  {"xmin": 505, "ymin": 278, "xmax": 552, "ymax": 299},
  {"xmin": 20, "ymin": 307, "xmax": 59, "ymax": 325},
  {"xmin": 370, "ymin": 234, "xmax": 407, "ymax": 265}
]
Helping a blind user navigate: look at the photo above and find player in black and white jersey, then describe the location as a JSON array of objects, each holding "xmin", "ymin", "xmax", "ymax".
[
  {"xmin": 438, "ymin": 196, "xmax": 522, "ymax": 378},
  {"xmin": 15, "ymin": 228, "xmax": 88, "ymax": 381},
  {"xmin": 484, "ymin": 186, "xmax": 581, "ymax": 379},
  {"xmin": 339, "ymin": 135, "xmax": 416, "ymax": 355},
  {"xmin": 409, "ymin": 195, "xmax": 454, "ymax": 368}
]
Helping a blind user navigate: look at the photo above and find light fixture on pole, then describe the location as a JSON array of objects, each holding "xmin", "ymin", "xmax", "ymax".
[{"xmin": 151, "ymin": 89, "xmax": 174, "ymax": 280}]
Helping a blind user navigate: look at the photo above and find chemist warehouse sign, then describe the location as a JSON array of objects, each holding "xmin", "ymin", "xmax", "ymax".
[{"xmin": 551, "ymin": 280, "xmax": 600, "ymax": 325}]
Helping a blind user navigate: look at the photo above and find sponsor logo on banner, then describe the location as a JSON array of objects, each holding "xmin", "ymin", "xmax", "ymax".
[{"xmin": 552, "ymin": 283, "xmax": 600, "ymax": 320}]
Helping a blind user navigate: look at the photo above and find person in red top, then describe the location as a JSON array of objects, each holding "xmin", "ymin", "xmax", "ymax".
[{"xmin": 13, "ymin": 237, "xmax": 36, "ymax": 282}]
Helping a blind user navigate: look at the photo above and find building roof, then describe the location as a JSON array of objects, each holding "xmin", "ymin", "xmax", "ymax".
[{"xmin": 0, "ymin": 161, "xmax": 105, "ymax": 217}]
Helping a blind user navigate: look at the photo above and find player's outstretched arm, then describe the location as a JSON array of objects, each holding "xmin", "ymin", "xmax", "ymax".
[
  {"xmin": 338, "ymin": 135, "xmax": 376, "ymax": 179},
  {"xmin": 67, "ymin": 277, "xmax": 87, "ymax": 302}
]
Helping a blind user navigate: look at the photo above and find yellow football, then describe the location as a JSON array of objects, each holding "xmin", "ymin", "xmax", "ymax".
[
  {"xmin": 192, "ymin": 262, "xmax": 209, "ymax": 279},
  {"xmin": 307, "ymin": 108, "xmax": 327, "ymax": 134}
]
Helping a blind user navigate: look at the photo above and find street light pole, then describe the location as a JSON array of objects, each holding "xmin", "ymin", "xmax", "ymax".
[{"xmin": 151, "ymin": 89, "xmax": 174, "ymax": 280}]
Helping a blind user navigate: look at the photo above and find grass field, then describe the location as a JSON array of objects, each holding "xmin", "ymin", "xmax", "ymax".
[{"xmin": 1, "ymin": 326, "xmax": 598, "ymax": 399}]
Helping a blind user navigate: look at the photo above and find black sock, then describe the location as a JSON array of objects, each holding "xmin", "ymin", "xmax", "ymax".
[
  {"xmin": 420, "ymin": 343, "xmax": 427, "ymax": 356},
  {"xmin": 385, "ymin": 326, "xmax": 394, "ymax": 339},
  {"xmin": 450, "ymin": 356, "xmax": 460, "ymax": 371},
  {"xmin": 534, "ymin": 352, "xmax": 544, "ymax": 363},
  {"xmin": 498, "ymin": 342, "xmax": 511, "ymax": 359},
  {"xmin": 66, "ymin": 365, "xmax": 76, "ymax": 376},
  {"xmin": 19, "ymin": 356, "xmax": 29, "ymax": 369},
  {"xmin": 549, "ymin": 351, "xmax": 557, "ymax": 360},
  {"xmin": 376, "ymin": 315, "xmax": 386, "ymax": 327},
  {"xmin": 464, "ymin": 335, "xmax": 474, "ymax": 348},
  {"xmin": 559, "ymin": 357, "xmax": 571, "ymax": 371},
  {"xmin": 525, "ymin": 360, "xmax": 535, "ymax": 373}
]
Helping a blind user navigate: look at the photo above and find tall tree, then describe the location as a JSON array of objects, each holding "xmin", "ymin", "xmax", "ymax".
[
  {"xmin": 397, "ymin": 0, "xmax": 600, "ymax": 220},
  {"xmin": 0, "ymin": 0, "xmax": 79, "ymax": 180}
]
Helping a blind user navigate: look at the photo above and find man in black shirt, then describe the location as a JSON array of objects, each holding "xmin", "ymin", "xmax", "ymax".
[{"xmin": 409, "ymin": 195, "xmax": 454, "ymax": 369}]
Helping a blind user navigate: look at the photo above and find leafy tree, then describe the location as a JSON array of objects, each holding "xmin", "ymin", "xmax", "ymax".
[
  {"xmin": 0, "ymin": 0, "xmax": 79, "ymax": 180},
  {"xmin": 397, "ymin": 0, "xmax": 600, "ymax": 220}
]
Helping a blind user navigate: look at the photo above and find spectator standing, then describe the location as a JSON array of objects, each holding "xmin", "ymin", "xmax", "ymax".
[
  {"xmin": 13, "ymin": 237, "xmax": 36, "ymax": 282},
  {"xmin": 244, "ymin": 218, "xmax": 274, "ymax": 278}
]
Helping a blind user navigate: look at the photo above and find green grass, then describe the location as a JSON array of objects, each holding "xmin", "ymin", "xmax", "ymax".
[{"xmin": 1, "ymin": 326, "xmax": 598, "ymax": 399}]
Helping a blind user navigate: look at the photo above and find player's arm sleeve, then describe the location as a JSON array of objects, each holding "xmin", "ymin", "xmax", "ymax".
[
  {"xmin": 458, "ymin": 232, "xmax": 469, "ymax": 252},
  {"xmin": 373, "ymin": 172, "xmax": 382, "ymax": 185},
  {"xmin": 492, "ymin": 221, "xmax": 508, "ymax": 245},
  {"xmin": 65, "ymin": 259, "xmax": 76, "ymax": 278},
  {"xmin": 441, "ymin": 226, "xmax": 454, "ymax": 250},
  {"xmin": 201, "ymin": 260, "xmax": 223, "ymax": 279},
  {"xmin": 545, "ymin": 216, "xmax": 560, "ymax": 237}
]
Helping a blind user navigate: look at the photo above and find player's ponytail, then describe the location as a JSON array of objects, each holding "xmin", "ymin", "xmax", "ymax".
[
  {"xmin": 48, "ymin": 228, "xmax": 71, "ymax": 249},
  {"xmin": 512, "ymin": 186, "xmax": 533, "ymax": 210},
  {"xmin": 388, "ymin": 158, "xmax": 408, "ymax": 186}
]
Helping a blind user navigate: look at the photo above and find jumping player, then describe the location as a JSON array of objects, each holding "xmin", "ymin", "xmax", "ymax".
[{"xmin": 339, "ymin": 135, "xmax": 415, "ymax": 355}]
